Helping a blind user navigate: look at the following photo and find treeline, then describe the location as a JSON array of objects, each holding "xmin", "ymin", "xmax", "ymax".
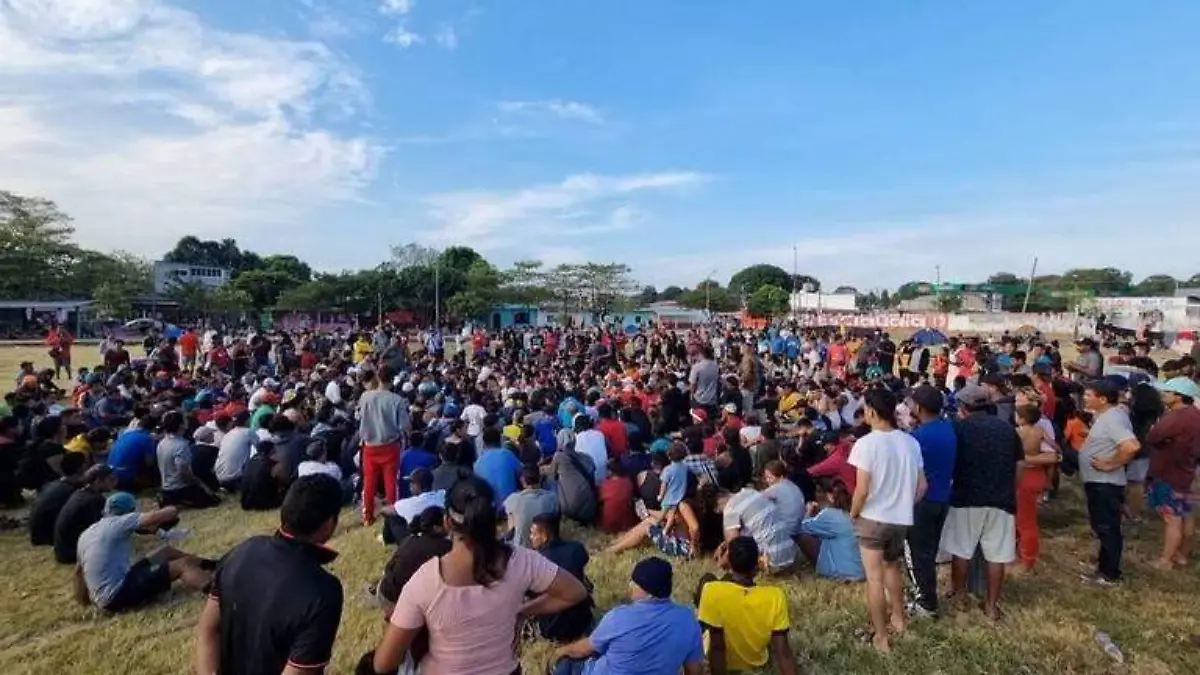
[{"xmin": 3, "ymin": 190, "xmax": 1196, "ymax": 320}]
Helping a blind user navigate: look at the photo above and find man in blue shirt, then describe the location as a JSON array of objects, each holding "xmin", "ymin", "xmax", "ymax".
[
  {"xmin": 106, "ymin": 417, "xmax": 158, "ymax": 491},
  {"xmin": 553, "ymin": 556, "xmax": 704, "ymax": 675},
  {"xmin": 472, "ymin": 427, "xmax": 521, "ymax": 509},
  {"xmin": 905, "ymin": 385, "xmax": 957, "ymax": 618}
]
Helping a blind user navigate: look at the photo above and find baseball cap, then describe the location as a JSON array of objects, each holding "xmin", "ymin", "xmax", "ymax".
[
  {"xmin": 1156, "ymin": 376, "xmax": 1200, "ymax": 399},
  {"xmin": 406, "ymin": 466, "xmax": 433, "ymax": 490},
  {"xmin": 956, "ymin": 383, "xmax": 990, "ymax": 409},
  {"xmin": 909, "ymin": 384, "xmax": 943, "ymax": 415},
  {"xmin": 689, "ymin": 408, "xmax": 708, "ymax": 424},
  {"xmin": 104, "ymin": 492, "xmax": 138, "ymax": 517},
  {"xmin": 722, "ymin": 402, "xmax": 738, "ymax": 414}
]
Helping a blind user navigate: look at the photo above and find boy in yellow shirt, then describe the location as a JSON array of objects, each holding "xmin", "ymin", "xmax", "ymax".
[{"xmin": 696, "ymin": 536, "xmax": 799, "ymax": 675}]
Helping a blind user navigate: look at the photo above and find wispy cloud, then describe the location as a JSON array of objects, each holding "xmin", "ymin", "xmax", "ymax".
[
  {"xmin": 421, "ymin": 172, "xmax": 708, "ymax": 250},
  {"xmin": 498, "ymin": 99, "xmax": 605, "ymax": 125},
  {"xmin": 379, "ymin": 0, "xmax": 414, "ymax": 15},
  {"xmin": 0, "ymin": 0, "xmax": 383, "ymax": 256},
  {"xmin": 433, "ymin": 24, "xmax": 457, "ymax": 50},
  {"xmin": 385, "ymin": 25, "xmax": 422, "ymax": 47}
]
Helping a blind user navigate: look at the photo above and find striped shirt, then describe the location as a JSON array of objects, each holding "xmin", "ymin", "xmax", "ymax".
[{"xmin": 724, "ymin": 488, "xmax": 797, "ymax": 571}]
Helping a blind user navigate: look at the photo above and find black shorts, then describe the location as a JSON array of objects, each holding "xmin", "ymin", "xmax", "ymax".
[{"xmin": 105, "ymin": 558, "xmax": 172, "ymax": 612}]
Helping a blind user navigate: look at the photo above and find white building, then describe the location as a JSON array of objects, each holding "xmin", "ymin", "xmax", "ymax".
[
  {"xmin": 1090, "ymin": 295, "xmax": 1200, "ymax": 332},
  {"xmin": 152, "ymin": 261, "xmax": 232, "ymax": 294},
  {"xmin": 789, "ymin": 290, "xmax": 857, "ymax": 312}
]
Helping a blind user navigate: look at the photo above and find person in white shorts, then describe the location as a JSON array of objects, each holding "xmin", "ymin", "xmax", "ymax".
[{"xmin": 939, "ymin": 384, "xmax": 1021, "ymax": 621}]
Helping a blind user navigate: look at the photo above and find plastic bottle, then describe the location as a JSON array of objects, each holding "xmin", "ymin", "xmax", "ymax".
[{"xmin": 1093, "ymin": 630, "xmax": 1124, "ymax": 664}]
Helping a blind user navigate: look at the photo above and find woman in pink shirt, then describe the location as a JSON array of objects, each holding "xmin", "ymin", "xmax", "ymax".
[{"xmin": 368, "ymin": 476, "xmax": 587, "ymax": 675}]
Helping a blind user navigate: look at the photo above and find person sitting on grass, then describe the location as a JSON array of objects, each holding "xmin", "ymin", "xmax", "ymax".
[
  {"xmin": 529, "ymin": 513, "xmax": 594, "ymax": 643},
  {"xmin": 195, "ymin": 475, "xmax": 345, "ymax": 675},
  {"xmin": 375, "ymin": 507, "xmax": 451, "ymax": 617},
  {"xmin": 697, "ymin": 536, "xmax": 799, "ymax": 675},
  {"xmin": 552, "ymin": 556, "xmax": 705, "ymax": 675},
  {"xmin": 27, "ymin": 450, "xmax": 88, "ymax": 547},
  {"xmin": 504, "ymin": 463, "xmax": 558, "ymax": 548},
  {"xmin": 379, "ymin": 467, "xmax": 445, "ymax": 544},
  {"xmin": 156, "ymin": 410, "xmax": 220, "ymax": 509},
  {"xmin": 239, "ymin": 440, "xmax": 288, "ymax": 511},
  {"xmin": 53, "ymin": 464, "xmax": 119, "ymax": 564},
  {"xmin": 796, "ymin": 479, "xmax": 864, "ymax": 581},
  {"xmin": 75, "ymin": 493, "xmax": 212, "ymax": 612}
]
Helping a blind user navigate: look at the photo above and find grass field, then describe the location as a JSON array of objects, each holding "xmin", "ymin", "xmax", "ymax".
[{"xmin": 1, "ymin": 345, "xmax": 1198, "ymax": 674}]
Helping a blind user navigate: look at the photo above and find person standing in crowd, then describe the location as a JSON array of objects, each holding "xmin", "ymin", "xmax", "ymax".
[
  {"xmin": 365, "ymin": 476, "xmax": 587, "ymax": 675},
  {"xmin": 75, "ymin": 493, "xmax": 211, "ymax": 612},
  {"xmin": 940, "ymin": 383, "xmax": 1021, "ymax": 619},
  {"xmin": 698, "ymin": 536, "xmax": 799, "ymax": 675},
  {"xmin": 1013, "ymin": 405, "xmax": 1058, "ymax": 574},
  {"xmin": 689, "ymin": 345, "xmax": 721, "ymax": 415},
  {"xmin": 46, "ymin": 324, "xmax": 74, "ymax": 380},
  {"xmin": 904, "ymin": 385, "xmax": 956, "ymax": 618},
  {"xmin": 1077, "ymin": 379, "xmax": 1141, "ymax": 586},
  {"xmin": 1145, "ymin": 377, "xmax": 1200, "ymax": 570},
  {"xmin": 553, "ymin": 557, "xmax": 705, "ymax": 675},
  {"xmin": 847, "ymin": 388, "xmax": 926, "ymax": 652},
  {"xmin": 358, "ymin": 368, "xmax": 410, "ymax": 526},
  {"xmin": 195, "ymin": 475, "xmax": 345, "ymax": 674}
]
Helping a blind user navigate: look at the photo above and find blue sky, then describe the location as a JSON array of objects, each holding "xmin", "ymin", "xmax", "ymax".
[{"xmin": 2, "ymin": 1, "xmax": 1200, "ymax": 290}]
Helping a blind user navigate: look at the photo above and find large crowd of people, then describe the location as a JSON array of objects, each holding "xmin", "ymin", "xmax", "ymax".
[{"xmin": 1, "ymin": 318, "xmax": 1198, "ymax": 672}]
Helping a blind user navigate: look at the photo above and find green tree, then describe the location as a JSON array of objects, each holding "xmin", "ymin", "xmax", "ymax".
[
  {"xmin": 660, "ymin": 285, "xmax": 684, "ymax": 301},
  {"xmin": 679, "ymin": 281, "xmax": 739, "ymax": 312},
  {"xmin": 0, "ymin": 191, "xmax": 79, "ymax": 299},
  {"xmin": 936, "ymin": 292, "xmax": 964, "ymax": 312},
  {"xmin": 792, "ymin": 274, "xmax": 821, "ymax": 292},
  {"xmin": 162, "ymin": 236, "xmax": 263, "ymax": 276},
  {"xmin": 1059, "ymin": 267, "xmax": 1133, "ymax": 296},
  {"xmin": 1132, "ymin": 274, "xmax": 1178, "ymax": 297},
  {"xmin": 729, "ymin": 264, "xmax": 792, "ymax": 299},
  {"xmin": 634, "ymin": 285, "xmax": 659, "ymax": 306},
  {"xmin": 262, "ymin": 255, "xmax": 313, "ymax": 283},
  {"xmin": 502, "ymin": 260, "xmax": 549, "ymax": 308},
  {"xmin": 446, "ymin": 290, "xmax": 491, "ymax": 320},
  {"xmin": 745, "ymin": 284, "xmax": 790, "ymax": 318},
  {"xmin": 230, "ymin": 268, "xmax": 306, "ymax": 309}
]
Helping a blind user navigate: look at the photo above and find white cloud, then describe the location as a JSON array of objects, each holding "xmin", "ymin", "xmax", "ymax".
[
  {"xmin": 498, "ymin": 99, "xmax": 604, "ymax": 125},
  {"xmin": 629, "ymin": 161, "xmax": 1200, "ymax": 290},
  {"xmin": 378, "ymin": 0, "xmax": 414, "ymax": 16},
  {"xmin": 421, "ymin": 172, "xmax": 708, "ymax": 250},
  {"xmin": 0, "ymin": 0, "xmax": 382, "ymax": 257},
  {"xmin": 433, "ymin": 24, "xmax": 457, "ymax": 50},
  {"xmin": 384, "ymin": 24, "xmax": 422, "ymax": 47}
]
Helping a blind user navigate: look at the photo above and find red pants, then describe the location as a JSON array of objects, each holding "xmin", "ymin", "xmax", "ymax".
[
  {"xmin": 1016, "ymin": 466, "xmax": 1048, "ymax": 567},
  {"xmin": 361, "ymin": 442, "xmax": 400, "ymax": 524}
]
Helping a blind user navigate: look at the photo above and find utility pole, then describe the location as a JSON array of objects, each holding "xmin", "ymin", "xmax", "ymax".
[
  {"xmin": 1020, "ymin": 257, "xmax": 1038, "ymax": 313},
  {"xmin": 792, "ymin": 245, "xmax": 799, "ymax": 316},
  {"xmin": 434, "ymin": 259, "xmax": 440, "ymax": 327},
  {"xmin": 704, "ymin": 268, "xmax": 718, "ymax": 316}
]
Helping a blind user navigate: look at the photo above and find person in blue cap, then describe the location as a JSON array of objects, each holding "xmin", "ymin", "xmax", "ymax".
[
  {"xmin": 75, "ymin": 492, "xmax": 212, "ymax": 612},
  {"xmin": 1146, "ymin": 376, "xmax": 1200, "ymax": 571},
  {"xmin": 553, "ymin": 556, "xmax": 705, "ymax": 675}
]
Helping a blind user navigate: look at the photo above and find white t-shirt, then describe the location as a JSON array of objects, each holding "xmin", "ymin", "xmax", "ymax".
[
  {"xmin": 393, "ymin": 490, "xmax": 447, "ymax": 524},
  {"xmin": 573, "ymin": 429, "xmax": 609, "ymax": 484},
  {"xmin": 298, "ymin": 461, "xmax": 343, "ymax": 481},
  {"xmin": 324, "ymin": 380, "xmax": 343, "ymax": 405},
  {"xmin": 461, "ymin": 404, "xmax": 487, "ymax": 437},
  {"xmin": 847, "ymin": 429, "xmax": 923, "ymax": 526}
]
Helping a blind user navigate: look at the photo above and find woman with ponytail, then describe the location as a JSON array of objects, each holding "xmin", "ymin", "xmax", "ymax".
[{"xmin": 365, "ymin": 476, "xmax": 587, "ymax": 675}]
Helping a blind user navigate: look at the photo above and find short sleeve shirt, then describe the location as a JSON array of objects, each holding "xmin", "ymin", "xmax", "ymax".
[
  {"xmin": 1078, "ymin": 407, "xmax": 1135, "ymax": 486},
  {"xmin": 584, "ymin": 599, "xmax": 704, "ymax": 675},
  {"xmin": 77, "ymin": 513, "xmax": 142, "ymax": 607},
  {"xmin": 390, "ymin": 546, "xmax": 559, "ymax": 675},
  {"xmin": 156, "ymin": 436, "xmax": 193, "ymax": 491},
  {"xmin": 697, "ymin": 581, "xmax": 789, "ymax": 672}
]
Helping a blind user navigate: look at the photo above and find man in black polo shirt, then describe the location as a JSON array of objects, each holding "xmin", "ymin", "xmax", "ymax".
[{"xmin": 195, "ymin": 475, "xmax": 345, "ymax": 675}]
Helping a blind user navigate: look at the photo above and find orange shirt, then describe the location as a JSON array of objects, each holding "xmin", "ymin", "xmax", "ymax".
[
  {"xmin": 179, "ymin": 332, "xmax": 199, "ymax": 357},
  {"xmin": 1064, "ymin": 418, "xmax": 1089, "ymax": 452}
]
